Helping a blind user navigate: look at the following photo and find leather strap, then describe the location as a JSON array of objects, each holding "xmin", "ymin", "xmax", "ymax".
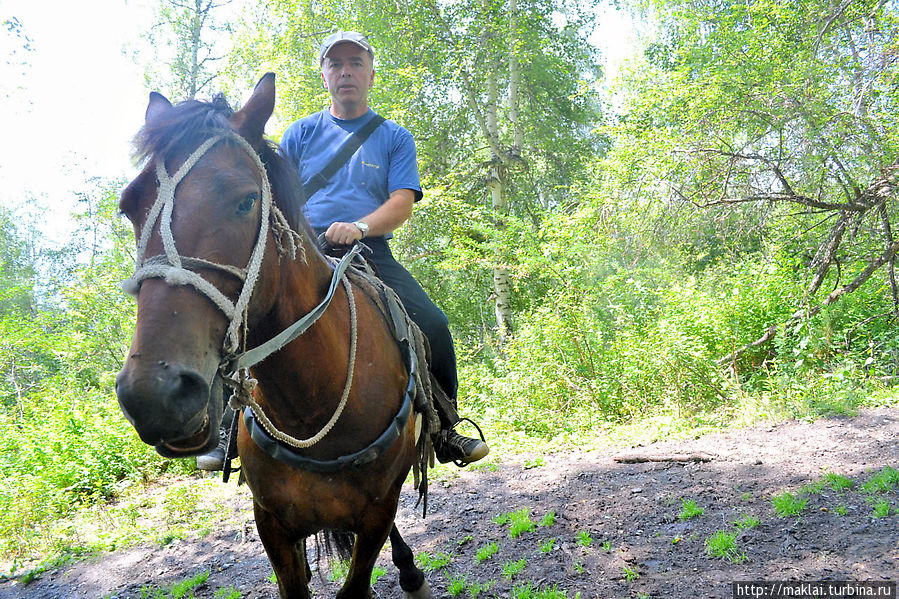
[{"xmin": 302, "ymin": 114, "xmax": 386, "ymax": 199}]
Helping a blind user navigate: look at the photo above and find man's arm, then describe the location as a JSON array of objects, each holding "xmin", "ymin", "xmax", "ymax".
[{"xmin": 324, "ymin": 188, "xmax": 415, "ymax": 245}]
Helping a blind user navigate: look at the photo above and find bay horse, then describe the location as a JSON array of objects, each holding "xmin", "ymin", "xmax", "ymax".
[{"xmin": 115, "ymin": 73, "xmax": 432, "ymax": 599}]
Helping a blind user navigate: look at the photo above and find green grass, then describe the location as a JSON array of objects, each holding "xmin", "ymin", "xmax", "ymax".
[
  {"xmin": 678, "ymin": 498, "xmax": 705, "ymax": 520},
  {"xmin": 734, "ymin": 514, "xmax": 760, "ymax": 530},
  {"xmin": 576, "ymin": 530, "xmax": 593, "ymax": 547},
  {"xmin": 447, "ymin": 574, "xmax": 467, "ymax": 597},
  {"xmin": 705, "ymin": 530, "xmax": 746, "ymax": 563},
  {"xmin": 623, "ymin": 564, "xmax": 639, "ymax": 581},
  {"xmin": 539, "ymin": 537, "xmax": 556, "ymax": 553},
  {"xmin": 821, "ymin": 472, "xmax": 854, "ymax": 492},
  {"xmin": 512, "ymin": 582, "xmax": 578, "ymax": 598},
  {"xmin": 140, "ymin": 571, "xmax": 209, "ymax": 599},
  {"xmin": 493, "ymin": 508, "xmax": 536, "ymax": 538},
  {"xmin": 474, "ymin": 542, "xmax": 498, "ymax": 563},
  {"xmin": 771, "ymin": 491, "xmax": 807, "ymax": 517},
  {"xmin": 539, "ymin": 510, "xmax": 556, "ymax": 527},
  {"xmin": 524, "ymin": 457, "xmax": 545, "ymax": 469},
  {"xmin": 214, "ymin": 587, "xmax": 241, "ymax": 599},
  {"xmin": 446, "ymin": 574, "xmax": 493, "ymax": 598},
  {"xmin": 417, "ymin": 551, "xmax": 452, "ymax": 572},
  {"xmin": 860, "ymin": 466, "xmax": 899, "ymax": 494},
  {"xmin": 502, "ymin": 557, "xmax": 527, "ymax": 580},
  {"xmin": 872, "ymin": 498, "xmax": 892, "ymax": 518}
]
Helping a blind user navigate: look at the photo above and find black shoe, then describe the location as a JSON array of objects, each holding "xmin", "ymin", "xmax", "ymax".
[
  {"xmin": 196, "ymin": 436, "xmax": 227, "ymax": 471},
  {"xmin": 434, "ymin": 429, "xmax": 489, "ymax": 465}
]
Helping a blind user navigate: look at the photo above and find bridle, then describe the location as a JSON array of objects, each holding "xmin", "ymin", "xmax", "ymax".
[{"xmin": 121, "ymin": 130, "xmax": 365, "ymax": 450}]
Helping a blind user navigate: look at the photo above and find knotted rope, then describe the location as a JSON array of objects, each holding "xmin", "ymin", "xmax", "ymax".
[
  {"xmin": 122, "ymin": 129, "xmax": 356, "ymax": 451},
  {"xmin": 224, "ymin": 275, "xmax": 358, "ymax": 448},
  {"xmin": 122, "ymin": 132, "xmax": 304, "ymax": 355}
]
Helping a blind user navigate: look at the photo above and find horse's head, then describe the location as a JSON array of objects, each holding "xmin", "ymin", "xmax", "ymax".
[{"xmin": 115, "ymin": 73, "xmax": 299, "ymax": 457}]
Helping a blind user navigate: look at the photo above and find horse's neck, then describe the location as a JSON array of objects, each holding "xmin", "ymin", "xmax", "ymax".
[{"xmin": 248, "ymin": 236, "xmax": 353, "ymax": 425}]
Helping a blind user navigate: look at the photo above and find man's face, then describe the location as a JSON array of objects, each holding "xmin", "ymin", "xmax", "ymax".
[{"xmin": 321, "ymin": 43, "xmax": 374, "ymax": 107}]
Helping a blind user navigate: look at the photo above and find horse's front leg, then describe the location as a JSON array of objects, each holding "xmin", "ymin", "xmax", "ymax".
[{"xmin": 253, "ymin": 501, "xmax": 311, "ymax": 599}]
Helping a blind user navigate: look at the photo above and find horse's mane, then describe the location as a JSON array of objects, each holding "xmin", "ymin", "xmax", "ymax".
[{"xmin": 133, "ymin": 94, "xmax": 307, "ymax": 232}]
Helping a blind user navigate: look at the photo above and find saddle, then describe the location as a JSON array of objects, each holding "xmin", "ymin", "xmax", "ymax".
[{"xmin": 320, "ymin": 239, "xmax": 452, "ymax": 512}]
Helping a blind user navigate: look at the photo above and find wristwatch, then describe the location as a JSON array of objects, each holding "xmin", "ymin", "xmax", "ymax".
[{"xmin": 353, "ymin": 221, "xmax": 369, "ymax": 238}]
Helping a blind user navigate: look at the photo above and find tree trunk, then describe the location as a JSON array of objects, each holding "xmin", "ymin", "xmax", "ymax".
[{"xmin": 486, "ymin": 54, "xmax": 514, "ymax": 339}]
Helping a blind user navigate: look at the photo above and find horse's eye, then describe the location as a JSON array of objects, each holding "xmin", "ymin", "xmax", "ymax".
[{"xmin": 237, "ymin": 193, "xmax": 258, "ymax": 216}]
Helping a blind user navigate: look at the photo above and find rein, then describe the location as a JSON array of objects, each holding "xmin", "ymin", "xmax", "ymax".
[{"xmin": 121, "ymin": 131, "xmax": 396, "ymax": 458}]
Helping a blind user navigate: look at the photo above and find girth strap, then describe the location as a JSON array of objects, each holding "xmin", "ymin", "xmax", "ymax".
[{"xmin": 242, "ymin": 357, "xmax": 416, "ymax": 472}]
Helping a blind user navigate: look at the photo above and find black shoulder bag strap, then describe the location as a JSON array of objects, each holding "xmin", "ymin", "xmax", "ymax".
[{"xmin": 302, "ymin": 114, "xmax": 386, "ymax": 199}]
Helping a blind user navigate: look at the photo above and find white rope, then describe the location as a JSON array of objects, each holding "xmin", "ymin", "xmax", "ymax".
[
  {"xmin": 124, "ymin": 133, "xmax": 271, "ymax": 355},
  {"xmin": 222, "ymin": 134, "xmax": 272, "ymax": 354},
  {"xmin": 228, "ymin": 276, "xmax": 358, "ymax": 448},
  {"xmin": 124, "ymin": 128, "xmax": 355, "ymax": 450}
]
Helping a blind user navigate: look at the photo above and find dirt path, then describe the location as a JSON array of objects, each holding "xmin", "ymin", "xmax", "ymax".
[{"xmin": 4, "ymin": 407, "xmax": 898, "ymax": 598}]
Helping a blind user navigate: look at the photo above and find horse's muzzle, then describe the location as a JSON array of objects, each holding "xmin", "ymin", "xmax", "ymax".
[{"xmin": 115, "ymin": 363, "xmax": 222, "ymax": 457}]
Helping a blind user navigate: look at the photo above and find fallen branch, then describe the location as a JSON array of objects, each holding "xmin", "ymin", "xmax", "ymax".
[{"xmin": 614, "ymin": 452, "xmax": 714, "ymax": 464}]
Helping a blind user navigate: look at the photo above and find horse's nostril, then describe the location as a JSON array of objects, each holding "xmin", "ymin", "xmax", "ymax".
[{"xmin": 176, "ymin": 371, "xmax": 207, "ymax": 408}]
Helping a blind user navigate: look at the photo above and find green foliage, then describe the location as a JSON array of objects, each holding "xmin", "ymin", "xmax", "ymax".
[
  {"xmin": 0, "ymin": 183, "xmax": 196, "ymax": 566},
  {"xmin": 860, "ymin": 466, "xmax": 899, "ymax": 494},
  {"xmin": 677, "ymin": 498, "xmax": 704, "ymax": 520},
  {"xmin": 502, "ymin": 557, "xmax": 527, "ymax": 580},
  {"xmin": 871, "ymin": 499, "xmax": 892, "ymax": 519},
  {"xmin": 447, "ymin": 574, "xmax": 467, "ymax": 597},
  {"xmin": 539, "ymin": 538, "xmax": 556, "ymax": 553},
  {"xmin": 140, "ymin": 571, "xmax": 209, "ymax": 599},
  {"xmin": 512, "ymin": 582, "xmax": 577, "ymax": 599},
  {"xmin": 417, "ymin": 550, "xmax": 452, "ymax": 571},
  {"xmin": 539, "ymin": 510, "xmax": 556, "ymax": 527},
  {"xmin": 771, "ymin": 491, "xmax": 808, "ymax": 517},
  {"xmin": 575, "ymin": 530, "xmax": 593, "ymax": 548},
  {"xmin": 734, "ymin": 515, "xmax": 760, "ymax": 530},
  {"xmin": 493, "ymin": 508, "xmax": 536, "ymax": 538},
  {"xmin": 214, "ymin": 587, "xmax": 241, "ymax": 599},
  {"xmin": 474, "ymin": 542, "xmax": 498, "ymax": 564},
  {"xmin": 705, "ymin": 531, "xmax": 746, "ymax": 563}
]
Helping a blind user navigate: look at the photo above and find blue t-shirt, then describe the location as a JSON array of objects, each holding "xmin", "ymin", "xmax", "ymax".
[{"xmin": 280, "ymin": 108, "xmax": 422, "ymax": 233}]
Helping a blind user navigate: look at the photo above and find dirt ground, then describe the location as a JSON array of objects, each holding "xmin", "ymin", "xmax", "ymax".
[{"xmin": 3, "ymin": 407, "xmax": 898, "ymax": 599}]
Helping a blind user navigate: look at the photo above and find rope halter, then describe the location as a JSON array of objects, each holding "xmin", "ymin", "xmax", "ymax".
[{"xmin": 121, "ymin": 131, "xmax": 303, "ymax": 357}]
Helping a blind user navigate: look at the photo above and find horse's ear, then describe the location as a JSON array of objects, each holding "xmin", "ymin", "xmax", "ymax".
[
  {"xmin": 145, "ymin": 92, "xmax": 173, "ymax": 126},
  {"xmin": 231, "ymin": 73, "xmax": 276, "ymax": 147}
]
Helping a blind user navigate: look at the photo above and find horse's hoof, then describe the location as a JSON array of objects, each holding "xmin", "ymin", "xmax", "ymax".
[{"xmin": 404, "ymin": 577, "xmax": 431, "ymax": 599}]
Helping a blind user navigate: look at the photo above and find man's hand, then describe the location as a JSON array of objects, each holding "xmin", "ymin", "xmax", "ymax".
[
  {"xmin": 324, "ymin": 221, "xmax": 365, "ymax": 245},
  {"xmin": 323, "ymin": 189, "xmax": 416, "ymax": 246}
]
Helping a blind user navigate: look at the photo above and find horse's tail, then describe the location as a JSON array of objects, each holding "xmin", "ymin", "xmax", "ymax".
[{"xmin": 316, "ymin": 530, "xmax": 355, "ymax": 573}]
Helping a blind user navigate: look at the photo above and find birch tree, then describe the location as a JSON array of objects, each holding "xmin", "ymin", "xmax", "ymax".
[
  {"xmin": 142, "ymin": 0, "xmax": 234, "ymax": 100},
  {"xmin": 231, "ymin": 0, "xmax": 603, "ymax": 344}
]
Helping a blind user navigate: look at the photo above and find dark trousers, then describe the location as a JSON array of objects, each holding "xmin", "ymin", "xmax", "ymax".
[{"xmin": 320, "ymin": 235, "xmax": 459, "ymax": 409}]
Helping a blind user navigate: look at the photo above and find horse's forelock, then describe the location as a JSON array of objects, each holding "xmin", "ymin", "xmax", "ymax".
[{"xmin": 133, "ymin": 94, "xmax": 234, "ymax": 165}]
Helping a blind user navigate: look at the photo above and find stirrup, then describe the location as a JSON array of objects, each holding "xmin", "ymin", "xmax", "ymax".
[{"xmin": 438, "ymin": 418, "xmax": 489, "ymax": 467}]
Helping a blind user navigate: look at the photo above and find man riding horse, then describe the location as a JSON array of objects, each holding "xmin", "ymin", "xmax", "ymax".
[{"xmin": 197, "ymin": 31, "xmax": 489, "ymax": 470}]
